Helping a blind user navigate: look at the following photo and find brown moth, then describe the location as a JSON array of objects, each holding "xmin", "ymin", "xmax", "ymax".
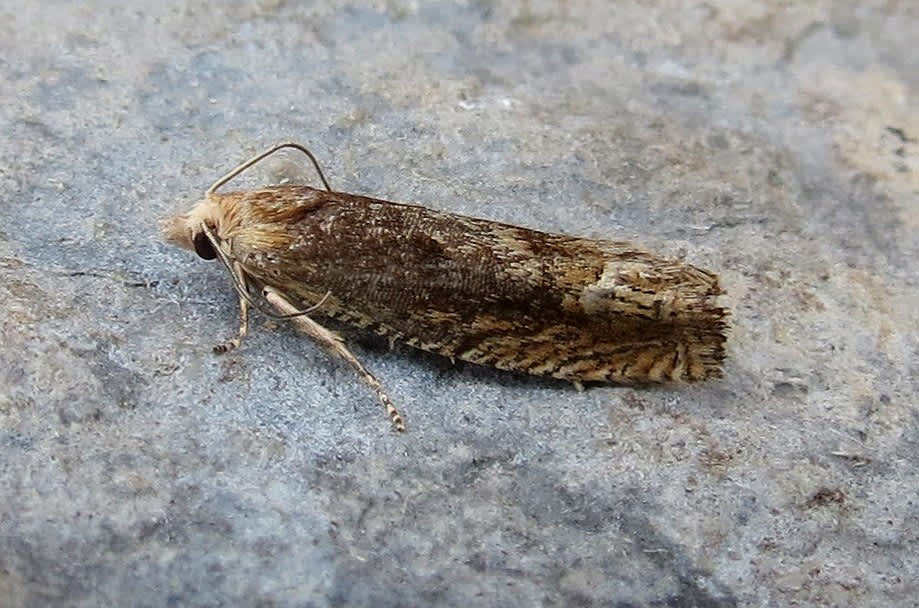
[{"xmin": 163, "ymin": 143, "xmax": 728, "ymax": 430}]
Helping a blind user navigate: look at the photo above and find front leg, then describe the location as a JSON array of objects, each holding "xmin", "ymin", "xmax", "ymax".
[{"xmin": 214, "ymin": 262, "xmax": 250, "ymax": 354}]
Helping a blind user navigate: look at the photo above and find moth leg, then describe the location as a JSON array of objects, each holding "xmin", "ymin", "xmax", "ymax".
[
  {"xmin": 214, "ymin": 263, "xmax": 250, "ymax": 354},
  {"xmin": 572, "ymin": 381, "xmax": 585, "ymax": 392},
  {"xmin": 262, "ymin": 286, "xmax": 405, "ymax": 432}
]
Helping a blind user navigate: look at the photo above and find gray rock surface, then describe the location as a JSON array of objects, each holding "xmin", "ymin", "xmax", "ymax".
[{"xmin": 2, "ymin": 1, "xmax": 917, "ymax": 606}]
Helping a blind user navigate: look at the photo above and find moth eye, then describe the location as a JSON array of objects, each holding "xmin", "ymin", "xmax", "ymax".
[{"xmin": 193, "ymin": 231, "xmax": 217, "ymax": 260}]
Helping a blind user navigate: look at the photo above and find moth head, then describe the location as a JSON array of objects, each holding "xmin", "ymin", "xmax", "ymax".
[{"xmin": 161, "ymin": 197, "xmax": 222, "ymax": 260}]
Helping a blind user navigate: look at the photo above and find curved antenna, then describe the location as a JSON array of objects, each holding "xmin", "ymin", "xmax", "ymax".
[
  {"xmin": 206, "ymin": 142, "xmax": 332, "ymax": 195},
  {"xmin": 200, "ymin": 222, "xmax": 331, "ymax": 320}
]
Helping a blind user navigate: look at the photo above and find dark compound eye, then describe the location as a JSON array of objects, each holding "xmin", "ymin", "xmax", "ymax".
[{"xmin": 193, "ymin": 231, "xmax": 217, "ymax": 260}]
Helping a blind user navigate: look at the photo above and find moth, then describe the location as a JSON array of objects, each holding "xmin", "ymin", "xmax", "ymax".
[{"xmin": 163, "ymin": 142, "xmax": 728, "ymax": 430}]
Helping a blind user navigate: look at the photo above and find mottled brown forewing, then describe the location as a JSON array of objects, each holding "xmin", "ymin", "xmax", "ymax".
[{"xmin": 210, "ymin": 185, "xmax": 726, "ymax": 383}]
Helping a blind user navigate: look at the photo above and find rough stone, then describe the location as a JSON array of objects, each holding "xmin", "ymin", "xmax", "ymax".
[{"xmin": 2, "ymin": 2, "xmax": 917, "ymax": 606}]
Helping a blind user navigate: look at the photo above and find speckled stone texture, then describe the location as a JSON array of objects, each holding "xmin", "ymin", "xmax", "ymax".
[{"xmin": 1, "ymin": 2, "xmax": 917, "ymax": 606}]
